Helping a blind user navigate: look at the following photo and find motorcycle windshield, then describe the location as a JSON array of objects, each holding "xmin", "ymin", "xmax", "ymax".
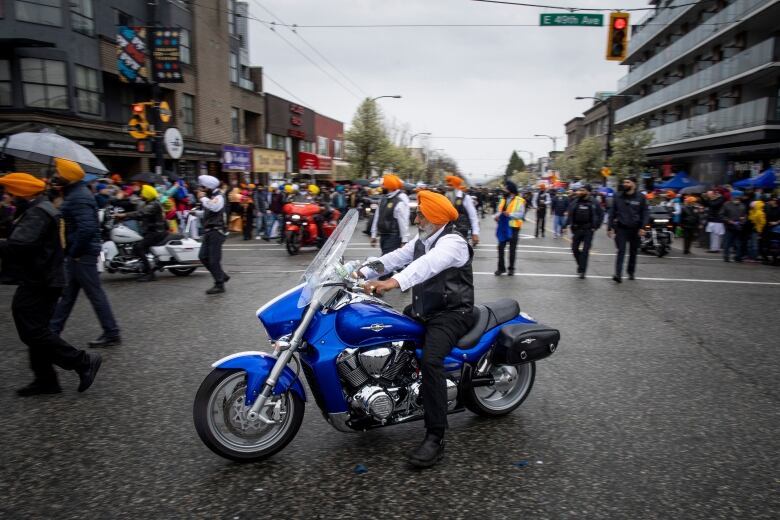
[{"xmin": 297, "ymin": 208, "xmax": 359, "ymax": 308}]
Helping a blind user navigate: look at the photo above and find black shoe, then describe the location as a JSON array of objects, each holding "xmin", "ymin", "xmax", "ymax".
[
  {"xmin": 77, "ymin": 353, "xmax": 102, "ymax": 393},
  {"xmin": 408, "ymin": 434, "xmax": 445, "ymax": 468},
  {"xmin": 579, "ymin": 272, "xmax": 585, "ymax": 279},
  {"xmin": 223, "ymin": 274, "xmax": 231, "ymax": 284},
  {"xmin": 262, "ymin": 236, "xmax": 270, "ymax": 242},
  {"xmin": 136, "ymin": 273, "xmax": 156, "ymax": 282},
  {"xmin": 88, "ymin": 335, "xmax": 122, "ymax": 348},
  {"xmin": 612, "ymin": 275, "xmax": 622, "ymax": 283},
  {"xmin": 494, "ymin": 269, "xmax": 505, "ymax": 276},
  {"xmin": 206, "ymin": 284, "xmax": 225, "ymax": 294},
  {"xmin": 16, "ymin": 381, "xmax": 62, "ymax": 397},
  {"xmin": 507, "ymin": 269, "xmax": 514, "ymax": 276},
  {"xmin": 628, "ymin": 273, "xmax": 635, "ymax": 280}
]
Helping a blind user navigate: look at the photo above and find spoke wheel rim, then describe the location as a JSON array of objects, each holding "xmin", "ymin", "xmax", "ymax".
[
  {"xmin": 206, "ymin": 372, "xmax": 294, "ymax": 453},
  {"xmin": 474, "ymin": 363, "xmax": 533, "ymax": 411}
]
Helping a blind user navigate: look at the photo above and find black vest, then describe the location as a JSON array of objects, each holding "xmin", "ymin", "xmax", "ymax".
[
  {"xmin": 410, "ymin": 224, "xmax": 474, "ymax": 321},
  {"xmin": 202, "ymin": 191, "xmax": 226, "ymax": 230},
  {"xmin": 572, "ymin": 198, "xmax": 594, "ymax": 227},
  {"xmin": 377, "ymin": 194, "xmax": 399, "ymax": 236},
  {"xmin": 448, "ymin": 192, "xmax": 471, "ymax": 236}
]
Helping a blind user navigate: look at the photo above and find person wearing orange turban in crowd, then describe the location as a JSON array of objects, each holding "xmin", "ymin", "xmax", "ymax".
[
  {"xmin": 0, "ymin": 172, "xmax": 102, "ymax": 396},
  {"xmin": 355, "ymin": 189, "xmax": 475, "ymax": 468},
  {"xmin": 444, "ymin": 175, "xmax": 480, "ymax": 245},
  {"xmin": 370, "ymin": 174, "xmax": 410, "ymax": 257}
]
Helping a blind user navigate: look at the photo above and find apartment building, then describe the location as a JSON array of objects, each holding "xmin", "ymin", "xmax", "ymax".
[{"xmin": 614, "ymin": 0, "xmax": 780, "ymax": 183}]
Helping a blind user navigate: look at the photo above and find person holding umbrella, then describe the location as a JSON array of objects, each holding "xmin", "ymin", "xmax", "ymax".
[
  {"xmin": 48, "ymin": 158, "xmax": 121, "ymax": 348},
  {"xmin": 0, "ymin": 173, "xmax": 101, "ymax": 396}
]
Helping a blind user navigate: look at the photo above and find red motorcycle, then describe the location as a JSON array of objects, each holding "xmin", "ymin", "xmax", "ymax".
[{"xmin": 283, "ymin": 202, "xmax": 341, "ymax": 255}]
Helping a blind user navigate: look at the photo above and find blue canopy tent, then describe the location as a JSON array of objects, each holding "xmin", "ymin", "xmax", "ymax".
[
  {"xmin": 657, "ymin": 171, "xmax": 696, "ymax": 190},
  {"xmin": 732, "ymin": 168, "xmax": 776, "ymax": 189}
]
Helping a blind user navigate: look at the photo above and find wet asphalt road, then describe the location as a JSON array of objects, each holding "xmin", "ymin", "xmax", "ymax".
[{"xmin": 1, "ymin": 214, "xmax": 779, "ymax": 519}]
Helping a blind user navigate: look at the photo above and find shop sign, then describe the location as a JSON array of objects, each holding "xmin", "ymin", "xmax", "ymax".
[
  {"xmin": 299, "ymin": 151, "xmax": 332, "ymax": 171},
  {"xmin": 222, "ymin": 145, "xmax": 251, "ymax": 171},
  {"xmin": 150, "ymin": 28, "xmax": 183, "ymax": 83},
  {"xmin": 117, "ymin": 26, "xmax": 148, "ymax": 84},
  {"xmin": 288, "ymin": 129, "xmax": 306, "ymax": 139},
  {"xmin": 252, "ymin": 148, "xmax": 287, "ymax": 173},
  {"xmin": 164, "ymin": 128, "xmax": 184, "ymax": 159},
  {"xmin": 185, "ymin": 147, "xmax": 219, "ymax": 158}
]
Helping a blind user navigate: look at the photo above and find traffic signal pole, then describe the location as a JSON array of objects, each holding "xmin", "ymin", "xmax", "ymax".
[{"xmin": 148, "ymin": 1, "xmax": 163, "ymax": 177}]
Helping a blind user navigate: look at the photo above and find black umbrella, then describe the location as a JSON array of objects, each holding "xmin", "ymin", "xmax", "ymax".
[
  {"xmin": 130, "ymin": 171, "xmax": 163, "ymax": 184},
  {"xmin": 679, "ymin": 184, "xmax": 708, "ymax": 195}
]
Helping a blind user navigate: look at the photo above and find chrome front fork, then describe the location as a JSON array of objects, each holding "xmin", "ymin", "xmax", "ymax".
[{"xmin": 246, "ymin": 302, "xmax": 319, "ymax": 421}]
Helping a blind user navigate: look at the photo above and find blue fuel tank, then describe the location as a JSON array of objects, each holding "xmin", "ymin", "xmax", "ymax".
[{"xmin": 335, "ymin": 302, "xmax": 424, "ymax": 347}]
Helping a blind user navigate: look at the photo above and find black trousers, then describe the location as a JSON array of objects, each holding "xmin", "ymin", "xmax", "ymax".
[
  {"xmin": 133, "ymin": 231, "xmax": 167, "ymax": 273},
  {"xmin": 379, "ymin": 233, "xmax": 402, "ymax": 255},
  {"xmin": 571, "ymin": 228, "xmax": 594, "ymax": 273},
  {"xmin": 614, "ymin": 226, "xmax": 641, "ymax": 277},
  {"xmin": 12, "ymin": 285, "xmax": 87, "ymax": 385},
  {"xmin": 200, "ymin": 229, "xmax": 226, "ymax": 284},
  {"xmin": 419, "ymin": 310, "xmax": 475, "ymax": 436},
  {"xmin": 497, "ymin": 227, "xmax": 520, "ymax": 272},
  {"xmin": 682, "ymin": 227, "xmax": 696, "ymax": 253},
  {"xmin": 50, "ymin": 255, "xmax": 120, "ymax": 338},
  {"xmin": 535, "ymin": 206, "xmax": 547, "ymax": 237}
]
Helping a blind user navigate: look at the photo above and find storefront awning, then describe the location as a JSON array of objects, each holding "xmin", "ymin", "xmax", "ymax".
[{"xmin": 299, "ymin": 151, "xmax": 332, "ymax": 171}]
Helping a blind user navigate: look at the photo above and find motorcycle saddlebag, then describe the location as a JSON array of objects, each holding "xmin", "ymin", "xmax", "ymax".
[
  {"xmin": 492, "ymin": 323, "xmax": 560, "ymax": 365},
  {"xmin": 166, "ymin": 238, "xmax": 200, "ymax": 263}
]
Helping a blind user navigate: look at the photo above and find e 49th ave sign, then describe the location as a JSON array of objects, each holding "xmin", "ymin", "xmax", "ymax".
[{"xmin": 540, "ymin": 13, "xmax": 604, "ymax": 26}]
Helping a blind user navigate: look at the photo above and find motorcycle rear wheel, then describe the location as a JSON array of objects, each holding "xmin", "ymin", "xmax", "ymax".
[
  {"xmin": 465, "ymin": 362, "xmax": 535, "ymax": 417},
  {"xmin": 169, "ymin": 267, "xmax": 197, "ymax": 276},
  {"xmin": 657, "ymin": 245, "xmax": 668, "ymax": 257},
  {"xmin": 286, "ymin": 230, "xmax": 301, "ymax": 255},
  {"xmin": 193, "ymin": 369, "xmax": 304, "ymax": 462}
]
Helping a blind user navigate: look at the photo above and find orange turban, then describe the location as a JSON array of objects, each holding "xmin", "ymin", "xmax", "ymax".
[
  {"xmin": 445, "ymin": 175, "xmax": 464, "ymax": 190},
  {"xmin": 417, "ymin": 190, "xmax": 458, "ymax": 225},
  {"xmin": 382, "ymin": 174, "xmax": 403, "ymax": 192},
  {"xmin": 55, "ymin": 157, "xmax": 84, "ymax": 183},
  {"xmin": 684, "ymin": 196, "xmax": 697, "ymax": 204},
  {"xmin": 0, "ymin": 173, "xmax": 47, "ymax": 197}
]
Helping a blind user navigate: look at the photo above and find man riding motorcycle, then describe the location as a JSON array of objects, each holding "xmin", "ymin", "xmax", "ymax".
[
  {"xmin": 356, "ymin": 190, "xmax": 475, "ymax": 468},
  {"xmin": 116, "ymin": 185, "xmax": 167, "ymax": 282}
]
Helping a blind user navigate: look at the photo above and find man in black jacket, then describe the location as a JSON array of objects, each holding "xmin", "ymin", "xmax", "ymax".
[
  {"xmin": 196, "ymin": 174, "xmax": 230, "ymax": 294},
  {"xmin": 49, "ymin": 159, "xmax": 120, "ymax": 347},
  {"xmin": 564, "ymin": 184, "xmax": 603, "ymax": 279},
  {"xmin": 608, "ymin": 177, "xmax": 649, "ymax": 283},
  {"xmin": 116, "ymin": 184, "xmax": 167, "ymax": 282},
  {"xmin": 0, "ymin": 173, "xmax": 101, "ymax": 396}
]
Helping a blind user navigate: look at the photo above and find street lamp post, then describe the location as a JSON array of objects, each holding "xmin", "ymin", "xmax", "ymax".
[
  {"xmin": 409, "ymin": 133, "xmax": 431, "ymax": 183},
  {"xmin": 370, "ymin": 95, "xmax": 402, "ymax": 102},
  {"xmin": 534, "ymin": 134, "xmax": 560, "ymax": 152}
]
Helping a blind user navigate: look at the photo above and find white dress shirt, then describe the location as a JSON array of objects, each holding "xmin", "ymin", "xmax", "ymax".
[
  {"xmin": 200, "ymin": 192, "xmax": 225, "ymax": 212},
  {"xmin": 363, "ymin": 225, "xmax": 470, "ymax": 292},
  {"xmin": 370, "ymin": 190, "xmax": 410, "ymax": 242},
  {"xmin": 449, "ymin": 190, "xmax": 480, "ymax": 235}
]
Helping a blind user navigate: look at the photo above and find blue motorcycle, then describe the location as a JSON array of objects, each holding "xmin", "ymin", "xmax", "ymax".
[{"xmin": 193, "ymin": 210, "xmax": 560, "ymax": 461}]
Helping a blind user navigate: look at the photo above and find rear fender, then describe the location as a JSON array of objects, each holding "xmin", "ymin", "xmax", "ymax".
[
  {"xmin": 211, "ymin": 351, "xmax": 306, "ymax": 406},
  {"xmin": 285, "ymin": 223, "xmax": 300, "ymax": 233}
]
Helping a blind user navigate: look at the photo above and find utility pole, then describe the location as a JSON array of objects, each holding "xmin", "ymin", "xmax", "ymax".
[{"xmin": 148, "ymin": 1, "xmax": 163, "ymax": 177}]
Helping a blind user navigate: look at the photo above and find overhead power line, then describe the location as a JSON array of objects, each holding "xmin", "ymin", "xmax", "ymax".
[{"xmin": 470, "ymin": 0, "xmax": 697, "ymax": 12}]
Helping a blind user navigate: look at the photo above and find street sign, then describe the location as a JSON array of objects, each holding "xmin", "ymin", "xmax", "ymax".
[
  {"xmin": 601, "ymin": 167, "xmax": 612, "ymax": 177},
  {"xmin": 158, "ymin": 101, "xmax": 172, "ymax": 123},
  {"xmin": 540, "ymin": 13, "xmax": 603, "ymax": 26},
  {"xmin": 164, "ymin": 127, "xmax": 183, "ymax": 159},
  {"xmin": 127, "ymin": 116, "xmax": 153, "ymax": 139}
]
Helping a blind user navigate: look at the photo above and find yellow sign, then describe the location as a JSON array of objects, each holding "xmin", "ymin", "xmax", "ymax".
[
  {"xmin": 601, "ymin": 166, "xmax": 612, "ymax": 177},
  {"xmin": 158, "ymin": 101, "xmax": 172, "ymax": 123},
  {"xmin": 252, "ymin": 148, "xmax": 287, "ymax": 173},
  {"xmin": 127, "ymin": 115, "xmax": 153, "ymax": 139}
]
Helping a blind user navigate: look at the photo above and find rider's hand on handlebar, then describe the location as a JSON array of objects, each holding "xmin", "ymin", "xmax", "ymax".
[{"xmin": 363, "ymin": 278, "xmax": 399, "ymax": 297}]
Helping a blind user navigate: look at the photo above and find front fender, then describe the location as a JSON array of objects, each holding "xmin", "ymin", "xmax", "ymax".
[{"xmin": 212, "ymin": 351, "xmax": 306, "ymax": 406}]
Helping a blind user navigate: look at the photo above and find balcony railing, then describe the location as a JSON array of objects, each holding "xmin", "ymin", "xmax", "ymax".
[
  {"xmin": 618, "ymin": 0, "xmax": 771, "ymax": 92},
  {"xmin": 628, "ymin": 0, "xmax": 698, "ymax": 57},
  {"xmin": 616, "ymin": 37, "xmax": 776, "ymax": 124},
  {"xmin": 648, "ymin": 97, "xmax": 771, "ymax": 146}
]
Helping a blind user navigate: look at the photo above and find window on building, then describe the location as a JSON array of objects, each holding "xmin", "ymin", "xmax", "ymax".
[
  {"xmin": 333, "ymin": 140, "xmax": 343, "ymax": 159},
  {"xmin": 228, "ymin": 0, "xmax": 236, "ymax": 35},
  {"xmin": 229, "ymin": 53, "xmax": 238, "ymax": 83},
  {"xmin": 21, "ymin": 58, "xmax": 68, "ymax": 109},
  {"xmin": 317, "ymin": 136, "xmax": 329, "ymax": 156},
  {"xmin": 115, "ymin": 9, "xmax": 131, "ymax": 27},
  {"xmin": 182, "ymin": 93, "xmax": 194, "ymax": 136},
  {"xmin": 179, "ymin": 28, "xmax": 191, "ymax": 64},
  {"xmin": 16, "ymin": 0, "xmax": 62, "ymax": 26},
  {"xmin": 268, "ymin": 134, "xmax": 285, "ymax": 150},
  {"xmin": 0, "ymin": 60, "xmax": 11, "ymax": 106},
  {"xmin": 231, "ymin": 107, "xmax": 240, "ymax": 143},
  {"xmin": 75, "ymin": 65, "xmax": 101, "ymax": 115},
  {"xmin": 70, "ymin": 0, "xmax": 94, "ymax": 36}
]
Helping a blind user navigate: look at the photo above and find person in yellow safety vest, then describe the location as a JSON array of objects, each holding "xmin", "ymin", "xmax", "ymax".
[{"xmin": 494, "ymin": 180, "xmax": 525, "ymax": 276}]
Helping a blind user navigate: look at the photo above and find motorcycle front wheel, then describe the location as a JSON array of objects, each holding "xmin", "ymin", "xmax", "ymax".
[
  {"xmin": 465, "ymin": 362, "xmax": 535, "ymax": 417},
  {"xmin": 285, "ymin": 230, "xmax": 301, "ymax": 255},
  {"xmin": 169, "ymin": 267, "xmax": 197, "ymax": 276},
  {"xmin": 657, "ymin": 244, "xmax": 669, "ymax": 257},
  {"xmin": 193, "ymin": 369, "xmax": 305, "ymax": 462}
]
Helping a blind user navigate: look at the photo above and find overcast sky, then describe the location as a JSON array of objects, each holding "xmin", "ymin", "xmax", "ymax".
[{"xmin": 246, "ymin": 0, "xmax": 648, "ymax": 184}]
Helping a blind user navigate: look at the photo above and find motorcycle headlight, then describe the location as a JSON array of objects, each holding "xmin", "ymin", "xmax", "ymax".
[{"xmin": 291, "ymin": 214, "xmax": 301, "ymax": 221}]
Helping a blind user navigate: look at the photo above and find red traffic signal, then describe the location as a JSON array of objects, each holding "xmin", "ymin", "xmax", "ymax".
[
  {"xmin": 132, "ymin": 103, "xmax": 145, "ymax": 114},
  {"xmin": 613, "ymin": 18, "xmax": 627, "ymax": 30},
  {"xmin": 606, "ymin": 12, "xmax": 630, "ymax": 61}
]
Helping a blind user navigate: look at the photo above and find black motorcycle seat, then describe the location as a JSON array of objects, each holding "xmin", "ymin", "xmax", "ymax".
[{"xmin": 456, "ymin": 299, "xmax": 520, "ymax": 348}]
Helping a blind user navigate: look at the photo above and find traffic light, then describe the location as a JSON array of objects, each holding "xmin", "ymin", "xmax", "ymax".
[
  {"xmin": 131, "ymin": 103, "xmax": 146, "ymax": 115},
  {"xmin": 606, "ymin": 12, "xmax": 630, "ymax": 61},
  {"xmin": 127, "ymin": 102, "xmax": 154, "ymax": 139},
  {"xmin": 601, "ymin": 166, "xmax": 612, "ymax": 177},
  {"xmin": 136, "ymin": 139, "xmax": 151, "ymax": 153}
]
